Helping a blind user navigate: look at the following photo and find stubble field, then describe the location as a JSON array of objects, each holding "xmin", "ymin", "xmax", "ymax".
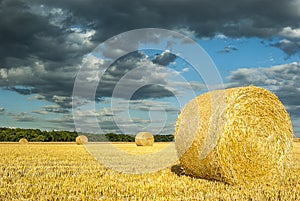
[{"xmin": 0, "ymin": 141, "xmax": 299, "ymax": 200}]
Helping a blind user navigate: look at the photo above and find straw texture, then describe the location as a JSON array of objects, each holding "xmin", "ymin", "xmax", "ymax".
[
  {"xmin": 175, "ymin": 86, "xmax": 293, "ymax": 185},
  {"xmin": 76, "ymin": 135, "xmax": 88, "ymax": 145},
  {"xmin": 135, "ymin": 132, "xmax": 154, "ymax": 146}
]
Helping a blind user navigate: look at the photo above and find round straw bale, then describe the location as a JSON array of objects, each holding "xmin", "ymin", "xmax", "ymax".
[
  {"xmin": 19, "ymin": 138, "xmax": 28, "ymax": 143},
  {"xmin": 135, "ymin": 132, "xmax": 154, "ymax": 146},
  {"xmin": 175, "ymin": 86, "xmax": 293, "ymax": 185},
  {"xmin": 76, "ymin": 135, "xmax": 88, "ymax": 145}
]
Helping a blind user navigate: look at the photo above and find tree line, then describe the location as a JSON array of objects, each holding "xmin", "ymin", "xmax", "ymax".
[{"xmin": 0, "ymin": 127, "xmax": 174, "ymax": 142}]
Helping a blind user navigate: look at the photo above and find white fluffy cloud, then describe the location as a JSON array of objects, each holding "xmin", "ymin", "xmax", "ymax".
[
  {"xmin": 227, "ymin": 62, "xmax": 300, "ymax": 88},
  {"xmin": 276, "ymin": 27, "xmax": 300, "ymax": 55},
  {"xmin": 280, "ymin": 27, "xmax": 300, "ymax": 39}
]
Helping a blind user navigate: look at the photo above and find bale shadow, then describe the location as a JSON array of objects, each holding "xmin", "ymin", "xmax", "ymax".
[
  {"xmin": 170, "ymin": 164, "xmax": 231, "ymax": 186},
  {"xmin": 171, "ymin": 164, "xmax": 186, "ymax": 176}
]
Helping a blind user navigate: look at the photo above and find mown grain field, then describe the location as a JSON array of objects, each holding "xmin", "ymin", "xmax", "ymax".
[{"xmin": 0, "ymin": 140, "xmax": 299, "ymax": 200}]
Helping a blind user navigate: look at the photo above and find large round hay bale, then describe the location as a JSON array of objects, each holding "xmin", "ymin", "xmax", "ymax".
[
  {"xmin": 19, "ymin": 138, "xmax": 28, "ymax": 143},
  {"xmin": 175, "ymin": 86, "xmax": 293, "ymax": 185},
  {"xmin": 135, "ymin": 132, "xmax": 154, "ymax": 146},
  {"xmin": 76, "ymin": 135, "xmax": 88, "ymax": 145}
]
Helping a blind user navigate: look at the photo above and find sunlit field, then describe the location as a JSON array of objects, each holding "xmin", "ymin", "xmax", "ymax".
[{"xmin": 0, "ymin": 141, "xmax": 299, "ymax": 200}]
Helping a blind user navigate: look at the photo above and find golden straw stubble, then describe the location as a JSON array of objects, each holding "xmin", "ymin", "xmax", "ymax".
[{"xmin": 175, "ymin": 86, "xmax": 294, "ymax": 185}]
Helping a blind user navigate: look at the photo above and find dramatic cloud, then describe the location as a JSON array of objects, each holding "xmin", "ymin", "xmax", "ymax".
[
  {"xmin": 0, "ymin": 0, "xmax": 299, "ymax": 69},
  {"xmin": 0, "ymin": 60, "xmax": 77, "ymax": 109},
  {"xmin": 275, "ymin": 27, "xmax": 300, "ymax": 55},
  {"xmin": 0, "ymin": 0, "xmax": 299, "ymax": 133},
  {"xmin": 152, "ymin": 50, "xmax": 177, "ymax": 66},
  {"xmin": 0, "ymin": 0, "xmax": 299, "ymax": 106},
  {"xmin": 93, "ymin": 51, "xmax": 178, "ymax": 100},
  {"xmin": 280, "ymin": 27, "xmax": 300, "ymax": 39},
  {"xmin": 38, "ymin": 0, "xmax": 300, "ymax": 53},
  {"xmin": 0, "ymin": 0, "xmax": 95, "ymax": 69}
]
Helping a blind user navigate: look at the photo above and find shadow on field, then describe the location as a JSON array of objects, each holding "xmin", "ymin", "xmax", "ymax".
[{"xmin": 171, "ymin": 164, "xmax": 186, "ymax": 176}]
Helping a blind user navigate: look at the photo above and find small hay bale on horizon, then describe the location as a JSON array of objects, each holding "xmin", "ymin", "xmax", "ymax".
[
  {"xmin": 135, "ymin": 132, "xmax": 154, "ymax": 146},
  {"xmin": 76, "ymin": 135, "xmax": 88, "ymax": 145},
  {"xmin": 175, "ymin": 85, "xmax": 293, "ymax": 185},
  {"xmin": 19, "ymin": 138, "xmax": 28, "ymax": 143}
]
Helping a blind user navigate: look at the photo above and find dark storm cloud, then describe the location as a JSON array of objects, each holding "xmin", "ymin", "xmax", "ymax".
[
  {"xmin": 0, "ymin": 0, "xmax": 96, "ymax": 109},
  {"xmin": 275, "ymin": 26, "xmax": 300, "ymax": 55},
  {"xmin": 0, "ymin": 0, "xmax": 299, "ymax": 112},
  {"xmin": 1, "ymin": 0, "xmax": 299, "ymax": 70},
  {"xmin": 93, "ymin": 51, "xmax": 175, "ymax": 100},
  {"xmin": 38, "ymin": 0, "xmax": 300, "ymax": 51},
  {"xmin": 0, "ymin": 62, "xmax": 76, "ymax": 109},
  {"xmin": 152, "ymin": 51, "xmax": 177, "ymax": 66},
  {"xmin": 0, "ymin": 0, "xmax": 94, "ymax": 69},
  {"xmin": 273, "ymin": 39, "xmax": 300, "ymax": 56}
]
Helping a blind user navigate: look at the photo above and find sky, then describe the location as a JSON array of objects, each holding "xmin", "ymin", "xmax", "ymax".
[{"xmin": 0, "ymin": 0, "xmax": 299, "ymax": 137}]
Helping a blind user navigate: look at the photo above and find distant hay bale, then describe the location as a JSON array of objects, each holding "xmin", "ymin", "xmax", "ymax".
[
  {"xmin": 19, "ymin": 138, "xmax": 28, "ymax": 143},
  {"xmin": 76, "ymin": 135, "xmax": 88, "ymax": 145},
  {"xmin": 175, "ymin": 86, "xmax": 293, "ymax": 185},
  {"xmin": 135, "ymin": 132, "xmax": 154, "ymax": 146}
]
